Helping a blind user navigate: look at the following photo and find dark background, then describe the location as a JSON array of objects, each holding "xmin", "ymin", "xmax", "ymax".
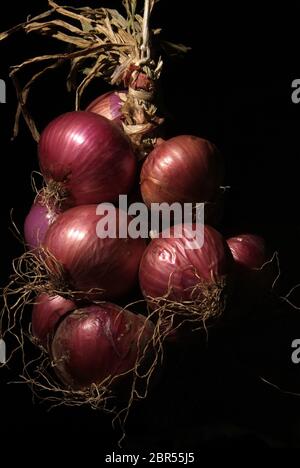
[{"xmin": 1, "ymin": 0, "xmax": 300, "ymax": 454}]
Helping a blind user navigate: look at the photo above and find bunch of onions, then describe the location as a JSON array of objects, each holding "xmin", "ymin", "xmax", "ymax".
[
  {"xmin": 41, "ymin": 204, "xmax": 146, "ymax": 300},
  {"xmin": 32, "ymin": 293, "xmax": 76, "ymax": 348},
  {"xmin": 51, "ymin": 303, "xmax": 155, "ymax": 390},
  {"xmin": 38, "ymin": 111, "xmax": 136, "ymax": 208},
  {"xmin": 140, "ymin": 136, "xmax": 224, "ymax": 207},
  {"xmin": 139, "ymin": 223, "xmax": 234, "ymax": 329},
  {"xmin": 24, "ymin": 195, "xmax": 60, "ymax": 249},
  {"xmin": 86, "ymin": 90, "xmax": 127, "ymax": 124}
]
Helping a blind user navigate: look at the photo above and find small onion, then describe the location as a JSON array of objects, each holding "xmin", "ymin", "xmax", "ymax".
[
  {"xmin": 43, "ymin": 205, "xmax": 146, "ymax": 300},
  {"xmin": 24, "ymin": 198, "xmax": 60, "ymax": 250},
  {"xmin": 139, "ymin": 224, "xmax": 233, "ymax": 319},
  {"xmin": 86, "ymin": 90, "xmax": 126, "ymax": 124},
  {"xmin": 38, "ymin": 111, "xmax": 136, "ymax": 207},
  {"xmin": 227, "ymin": 234, "xmax": 267, "ymax": 272},
  {"xmin": 140, "ymin": 135, "xmax": 224, "ymax": 207},
  {"xmin": 227, "ymin": 233, "xmax": 273, "ymax": 294},
  {"xmin": 32, "ymin": 293, "xmax": 75, "ymax": 348},
  {"xmin": 226, "ymin": 234, "xmax": 273, "ymax": 319},
  {"xmin": 51, "ymin": 303, "xmax": 154, "ymax": 390}
]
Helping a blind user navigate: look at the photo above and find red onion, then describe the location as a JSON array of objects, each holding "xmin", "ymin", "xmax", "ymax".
[
  {"xmin": 226, "ymin": 233, "xmax": 273, "ymax": 294},
  {"xmin": 24, "ymin": 198, "xmax": 60, "ymax": 250},
  {"xmin": 86, "ymin": 90, "xmax": 126, "ymax": 124},
  {"xmin": 226, "ymin": 234, "xmax": 273, "ymax": 319},
  {"xmin": 227, "ymin": 234, "xmax": 267, "ymax": 271},
  {"xmin": 140, "ymin": 136, "xmax": 224, "ymax": 207},
  {"xmin": 38, "ymin": 111, "xmax": 136, "ymax": 207},
  {"xmin": 139, "ymin": 224, "xmax": 233, "ymax": 311},
  {"xmin": 43, "ymin": 205, "xmax": 146, "ymax": 300},
  {"xmin": 51, "ymin": 303, "xmax": 154, "ymax": 390},
  {"xmin": 32, "ymin": 293, "xmax": 75, "ymax": 348}
]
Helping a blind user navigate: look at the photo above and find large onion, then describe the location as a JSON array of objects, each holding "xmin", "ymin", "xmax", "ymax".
[
  {"xmin": 38, "ymin": 111, "xmax": 136, "ymax": 207},
  {"xmin": 24, "ymin": 197, "xmax": 60, "ymax": 249},
  {"xmin": 86, "ymin": 90, "xmax": 126, "ymax": 124},
  {"xmin": 43, "ymin": 205, "xmax": 146, "ymax": 300},
  {"xmin": 51, "ymin": 303, "xmax": 154, "ymax": 390},
  {"xmin": 140, "ymin": 136, "xmax": 224, "ymax": 207},
  {"xmin": 32, "ymin": 293, "xmax": 75, "ymax": 348},
  {"xmin": 139, "ymin": 224, "xmax": 233, "ymax": 323}
]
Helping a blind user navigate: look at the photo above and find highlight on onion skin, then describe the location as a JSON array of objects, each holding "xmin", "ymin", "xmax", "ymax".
[
  {"xmin": 43, "ymin": 205, "xmax": 146, "ymax": 300},
  {"xmin": 38, "ymin": 111, "xmax": 136, "ymax": 207},
  {"xmin": 139, "ymin": 224, "xmax": 234, "ymax": 319},
  {"xmin": 140, "ymin": 135, "xmax": 224, "ymax": 207},
  {"xmin": 51, "ymin": 303, "xmax": 155, "ymax": 390},
  {"xmin": 86, "ymin": 90, "xmax": 127, "ymax": 124},
  {"xmin": 24, "ymin": 198, "xmax": 60, "ymax": 250},
  {"xmin": 32, "ymin": 293, "xmax": 76, "ymax": 349}
]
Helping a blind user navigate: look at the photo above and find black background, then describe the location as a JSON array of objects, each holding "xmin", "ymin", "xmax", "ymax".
[{"xmin": 1, "ymin": 0, "xmax": 300, "ymax": 455}]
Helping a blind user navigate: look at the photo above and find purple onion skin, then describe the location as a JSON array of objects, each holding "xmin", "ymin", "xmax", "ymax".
[
  {"xmin": 86, "ymin": 91, "xmax": 126, "ymax": 124},
  {"xmin": 227, "ymin": 234, "xmax": 267, "ymax": 271},
  {"xmin": 51, "ymin": 303, "xmax": 155, "ymax": 389},
  {"xmin": 38, "ymin": 111, "xmax": 136, "ymax": 207},
  {"xmin": 43, "ymin": 205, "xmax": 147, "ymax": 300},
  {"xmin": 32, "ymin": 294, "xmax": 76, "ymax": 348},
  {"xmin": 24, "ymin": 200, "xmax": 59, "ymax": 250},
  {"xmin": 139, "ymin": 224, "xmax": 233, "ymax": 304},
  {"xmin": 141, "ymin": 136, "xmax": 224, "ymax": 207}
]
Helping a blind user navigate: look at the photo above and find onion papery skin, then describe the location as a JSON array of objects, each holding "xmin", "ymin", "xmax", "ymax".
[
  {"xmin": 86, "ymin": 90, "xmax": 126, "ymax": 124},
  {"xmin": 140, "ymin": 136, "xmax": 224, "ymax": 207},
  {"xmin": 38, "ymin": 111, "xmax": 136, "ymax": 207},
  {"xmin": 24, "ymin": 197, "xmax": 60, "ymax": 250},
  {"xmin": 139, "ymin": 224, "xmax": 233, "ymax": 304},
  {"xmin": 43, "ymin": 205, "xmax": 146, "ymax": 300},
  {"xmin": 51, "ymin": 303, "xmax": 154, "ymax": 390},
  {"xmin": 32, "ymin": 293, "xmax": 76, "ymax": 348}
]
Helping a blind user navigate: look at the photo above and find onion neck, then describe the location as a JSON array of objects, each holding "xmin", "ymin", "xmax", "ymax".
[{"xmin": 41, "ymin": 180, "xmax": 71, "ymax": 212}]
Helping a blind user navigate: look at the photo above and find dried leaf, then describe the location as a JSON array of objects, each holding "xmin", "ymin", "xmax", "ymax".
[
  {"xmin": 161, "ymin": 40, "xmax": 191, "ymax": 55},
  {"xmin": 67, "ymin": 56, "xmax": 89, "ymax": 92},
  {"xmin": 0, "ymin": 8, "xmax": 55, "ymax": 41},
  {"xmin": 75, "ymin": 54, "xmax": 104, "ymax": 110},
  {"xmin": 0, "ymin": 0, "xmax": 183, "ymax": 148},
  {"xmin": 11, "ymin": 61, "xmax": 61, "ymax": 141},
  {"xmin": 79, "ymin": 18, "xmax": 93, "ymax": 33},
  {"xmin": 26, "ymin": 19, "xmax": 84, "ymax": 35},
  {"xmin": 51, "ymin": 31, "xmax": 91, "ymax": 48}
]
